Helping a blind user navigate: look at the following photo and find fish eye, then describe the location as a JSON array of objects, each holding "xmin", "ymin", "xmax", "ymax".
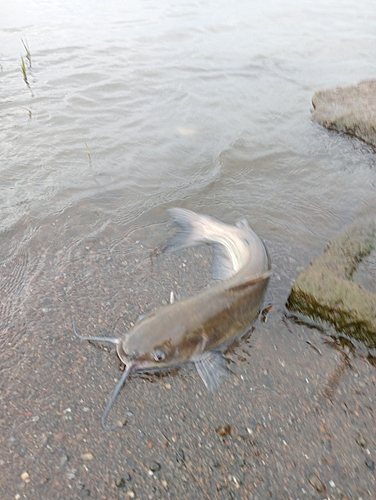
[{"xmin": 153, "ymin": 349, "xmax": 166, "ymax": 362}]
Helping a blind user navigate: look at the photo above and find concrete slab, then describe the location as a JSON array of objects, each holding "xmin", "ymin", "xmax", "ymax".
[
  {"xmin": 312, "ymin": 80, "xmax": 376, "ymax": 149},
  {"xmin": 287, "ymin": 215, "xmax": 376, "ymax": 348}
]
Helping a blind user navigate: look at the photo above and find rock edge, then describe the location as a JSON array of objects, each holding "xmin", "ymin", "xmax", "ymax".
[{"xmin": 312, "ymin": 80, "xmax": 376, "ymax": 149}]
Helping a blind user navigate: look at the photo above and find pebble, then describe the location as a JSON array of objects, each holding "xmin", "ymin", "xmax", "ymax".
[
  {"xmin": 21, "ymin": 471, "xmax": 30, "ymax": 482},
  {"xmin": 81, "ymin": 452, "xmax": 95, "ymax": 461},
  {"xmin": 365, "ymin": 457, "xmax": 375, "ymax": 471},
  {"xmin": 216, "ymin": 424, "xmax": 232, "ymax": 437},
  {"xmin": 60, "ymin": 454, "xmax": 69, "ymax": 467},
  {"xmin": 308, "ymin": 473, "xmax": 325, "ymax": 492},
  {"xmin": 127, "ymin": 491, "xmax": 135, "ymax": 498},
  {"xmin": 116, "ymin": 477, "xmax": 126, "ymax": 489},
  {"xmin": 356, "ymin": 434, "xmax": 367, "ymax": 447},
  {"xmin": 148, "ymin": 461, "xmax": 161, "ymax": 472}
]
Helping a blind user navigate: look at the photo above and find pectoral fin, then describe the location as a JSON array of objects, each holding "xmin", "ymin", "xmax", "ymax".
[{"xmin": 193, "ymin": 351, "xmax": 228, "ymax": 391}]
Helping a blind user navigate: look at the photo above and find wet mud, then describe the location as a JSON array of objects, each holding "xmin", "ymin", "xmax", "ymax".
[{"xmin": 1, "ymin": 211, "xmax": 375, "ymax": 499}]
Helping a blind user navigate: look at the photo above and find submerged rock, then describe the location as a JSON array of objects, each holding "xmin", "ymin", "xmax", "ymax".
[
  {"xmin": 287, "ymin": 214, "xmax": 376, "ymax": 348},
  {"xmin": 312, "ymin": 80, "xmax": 376, "ymax": 148}
]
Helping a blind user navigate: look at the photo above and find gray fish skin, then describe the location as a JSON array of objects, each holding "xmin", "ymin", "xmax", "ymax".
[{"xmin": 116, "ymin": 208, "xmax": 271, "ymax": 390}]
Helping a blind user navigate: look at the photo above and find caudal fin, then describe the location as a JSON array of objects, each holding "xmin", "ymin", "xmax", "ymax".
[
  {"xmin": 163, "ymin": 207, "xmax": 209, "ymax": 254},
  {"xmin": 163, "ymin": 207, "xmax": 237, "ymax": 280}
]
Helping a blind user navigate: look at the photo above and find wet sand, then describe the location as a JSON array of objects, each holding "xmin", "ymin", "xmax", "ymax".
[{"xmin": 1, "ymin": 216, "xmax": 375, "ymax": 499}]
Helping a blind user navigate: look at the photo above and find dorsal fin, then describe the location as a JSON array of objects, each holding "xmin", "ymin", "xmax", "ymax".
[{"xmin": 235, "ymin": 217, "xmax": 250, "ymax": 229}]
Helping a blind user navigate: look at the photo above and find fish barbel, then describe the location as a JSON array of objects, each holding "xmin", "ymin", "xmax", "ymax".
[{"xmin": 73, "ymin": 208, "xmax": 271, "ymax": 429}]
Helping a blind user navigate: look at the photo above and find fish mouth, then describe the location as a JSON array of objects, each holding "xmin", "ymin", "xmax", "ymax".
[{"xmin": 116, "ymin": 342, "xmax": 129, "ymax": 365}]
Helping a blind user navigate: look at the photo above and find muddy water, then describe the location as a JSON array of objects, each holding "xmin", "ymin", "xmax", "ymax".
[{"xmin": 1, "ymin": 1, "xmax": 376, "ymax": 498}]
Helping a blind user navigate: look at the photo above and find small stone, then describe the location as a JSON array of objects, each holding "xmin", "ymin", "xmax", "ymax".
[
  {"xmin": 365, "ymin": 457, "xmax": 375, "ymax": 471},
  {"xmin": 308, "ymin": 473, "xmax": 325, "ymax": 492},
  {"xmin": 148, "ymin": 461, "xmax": 161, "ymax": 472},
  {"xmin": 164, "ymin": 383, "xmax": 171, "ymax": 390},
  {"xmin": 60, "ymin": 454, "xmax": 69, "ymax": 467},
  {"xmin": 66, "ymin": 469, "xmax": 77, "ymax": 480},
  {"xmin": 21, "ymin": 471, "xmax": 30, "ymax": 482},
  {"xmin": 115, "ymin": 478, "xmax": 126, "ymax": 489},
  {"xmin": 161, "ymin": 479, "xmax": 168, "ymax": 488},
  {"xmin": 127, "ymin": 491, "xmax": 135, "ymax": 499},
  {"xmin": 216, "ymin": 424, "xmax": 232, "ymax": 437},
  {"xmin": 81, "ymin": 452, "xmax": 95, "ymax": 461},
  {"xmin": 356, "ymin": 434, "xmax": 367, "ymax": 447}
]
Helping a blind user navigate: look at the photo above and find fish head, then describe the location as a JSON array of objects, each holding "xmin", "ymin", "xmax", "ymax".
[{"xmin": 116, "ymin": 312, "xmax": 202, "ymax": 371}]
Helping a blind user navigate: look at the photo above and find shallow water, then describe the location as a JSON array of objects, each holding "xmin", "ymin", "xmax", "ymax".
[
  {"xmin": 1, "ymin": 0, "xmax": 376, "ymax": 320},
  {"xmin": 1, "ymin": 1, "xmax": 376, "ymax": 497}
]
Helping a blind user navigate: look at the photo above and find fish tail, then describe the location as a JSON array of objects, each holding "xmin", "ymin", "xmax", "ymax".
[{"xmin": 163, "ymin": 207, "xmax": 213, "ymax": 253}]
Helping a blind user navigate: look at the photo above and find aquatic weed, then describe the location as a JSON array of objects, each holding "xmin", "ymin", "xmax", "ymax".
[
  {"xmin": 85, "ymin": 142, "xmax": 93, "ymax": 169},
  {"xmin": 20, "ymin": 55, "xmax": 33, "ymax": 96},
  {"xmin": 20, "ymin": 55, "xmax": 29, "ymax": 85},
  {"xmin": 21, "ymin": 38, "xmax": 31, "ymax": 68},
  {"xmin": 20, "ymin": 38, "xmax": 33, "ymax": 96},
  {"xmin": 22, "ymin": 108, "xmax": 32, "ymax": 120}
]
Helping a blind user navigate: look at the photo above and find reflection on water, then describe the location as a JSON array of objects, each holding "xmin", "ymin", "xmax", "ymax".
[{"xmin": 1, "ymin": 0, "xmax": 376, "ymax": 374}]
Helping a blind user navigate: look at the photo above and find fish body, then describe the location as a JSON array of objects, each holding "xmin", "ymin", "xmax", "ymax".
[
  {"xmin": 118, "ymin": 208, "xmax": 270, "ymax": 389},
  {"xmin": 73, "ymin": 208, "xmax": 271, "ymax": 429}
]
